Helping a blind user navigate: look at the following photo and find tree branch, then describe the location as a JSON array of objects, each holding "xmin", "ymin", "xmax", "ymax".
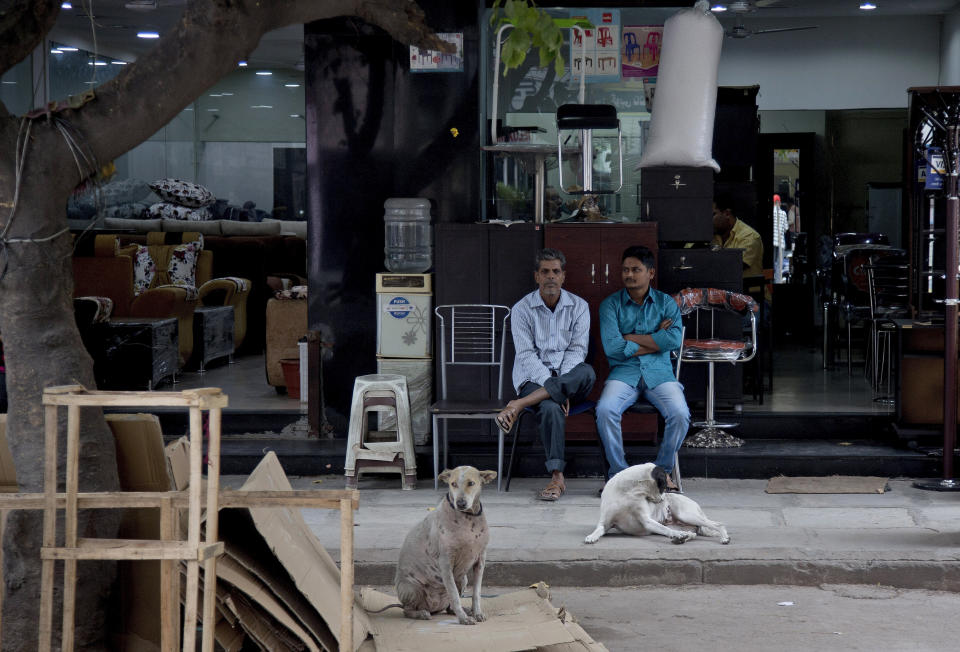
[
  {"xmin": 43, "ymin": 0, "xmax": 452, "ymax": 183},
  {"xmin": 0, "ymin": 0, "xmax": 59, "ymax": 75}
]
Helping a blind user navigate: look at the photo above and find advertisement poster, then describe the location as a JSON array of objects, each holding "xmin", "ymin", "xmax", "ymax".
[
  {"xmin": 622, "ymin": 25, "xmax": 663, "ymax": 78},
  {"xmin": 569, "ymin": 9, "xmax": 620, "ymax": 83},
  {"xmin": 410, "ymin": 33, "xmax": 463, "ymax": 72}
]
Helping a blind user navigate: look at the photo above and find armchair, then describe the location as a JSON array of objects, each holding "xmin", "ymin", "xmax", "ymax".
[
  {"xmin": 145, "ymin": 232, "xmax": 252, "ymax": 350},
  {"xmin": 73, "ymin": 234, "xmax": 198, "ymax": 366}
]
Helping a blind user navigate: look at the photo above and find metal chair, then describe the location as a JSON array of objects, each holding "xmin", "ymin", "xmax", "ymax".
[
  {"xmin": 674, "ymin": 289, "xmax": 758, "ymax": 448},
  {"xmin": 429, "ymin": 304, "xmax": 511, "ymax": 490},
  {"xmin": 865, "ymin": 251, "xmax": 910, "ymax": 402}
]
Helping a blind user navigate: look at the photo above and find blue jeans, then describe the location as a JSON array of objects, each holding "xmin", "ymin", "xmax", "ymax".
[{"xmin": 595, "ymin": 378, "xmax": 690, "ymax": 477}]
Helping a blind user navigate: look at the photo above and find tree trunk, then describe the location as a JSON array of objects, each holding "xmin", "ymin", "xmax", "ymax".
[{"xmin": 0, "ymin": 160, "xmax": 119, "ymax": 649}]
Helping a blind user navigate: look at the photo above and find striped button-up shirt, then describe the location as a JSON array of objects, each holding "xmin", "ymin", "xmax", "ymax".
[{"xmin": 510, "ymin": 288, "xmax": 590, "ymax": 392}]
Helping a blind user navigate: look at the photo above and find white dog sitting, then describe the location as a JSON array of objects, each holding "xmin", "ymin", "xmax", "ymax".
[{"xmin": 584, "ymin": 463, "xmax": 730, "ymax": 545}]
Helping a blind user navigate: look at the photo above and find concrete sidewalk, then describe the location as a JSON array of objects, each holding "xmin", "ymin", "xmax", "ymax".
[{"xmin": 235, "ymin": 475, "xmax": 960, "ymax": 591}]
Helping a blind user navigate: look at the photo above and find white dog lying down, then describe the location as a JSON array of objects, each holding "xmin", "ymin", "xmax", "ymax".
[
  {"xmin": 585, "ymin": 463, "xmax": 730, "ymax": 545},
  {"xmin": 395, "ymin": 466, "xmax": 497, "ymax": 625}
]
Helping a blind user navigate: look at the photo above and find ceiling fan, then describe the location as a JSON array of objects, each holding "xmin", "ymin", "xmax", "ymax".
[{"xmin": 714, "ymin": 0, "xmax": 819, "ymax": 39}]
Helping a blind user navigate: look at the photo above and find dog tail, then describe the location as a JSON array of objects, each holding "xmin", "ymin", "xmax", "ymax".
[{"xmin": 366, "ymin": 602, "xmax": 403, "ymax": 614}]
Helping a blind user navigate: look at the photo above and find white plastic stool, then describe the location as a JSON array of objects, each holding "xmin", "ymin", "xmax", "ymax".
[{"xmin": 344, "ymin": 374, "xmax": 417, "ymax": 490}]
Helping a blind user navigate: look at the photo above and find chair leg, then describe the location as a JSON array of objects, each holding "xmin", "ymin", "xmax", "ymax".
[
  {"xmin": 672, "ymin": 451, "xmax": 682, "ymax": 493},
  {"xmin": 686, "ymin": 361, "xmax": 744, "ymax": 448},
  {"xmin": 432, "ymin": 414, "xmax": 440, "ymax": 491},
  {"xmin": 504, "ymin": 412, "xmax": 527, "ymax": 492},
  {"xmin": 497, "ymin": 419, "xmax": 504, "ymax": 493}
]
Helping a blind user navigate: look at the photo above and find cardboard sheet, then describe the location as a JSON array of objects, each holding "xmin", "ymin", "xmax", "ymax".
[
  {"xmin": 360, "ymin": 585, "xmax": 607, "ymax": 652},
  {"xmin": 239, "ymin": 452, "xmax": 371, "ymax": 650}
]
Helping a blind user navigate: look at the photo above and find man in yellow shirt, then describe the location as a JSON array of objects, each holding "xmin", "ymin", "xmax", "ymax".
[{"xmin": 712, "ymin": 193, "xmax": 763, "ymax": 278}]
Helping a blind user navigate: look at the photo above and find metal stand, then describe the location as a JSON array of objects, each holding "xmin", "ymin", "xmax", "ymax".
[
  {"xmin": 914, "ymin": 102, "xmax": 960, "ymax": 492},
  {"xmin": 685, "ymin": 362, "xmax": 745, "ymax": 448}
]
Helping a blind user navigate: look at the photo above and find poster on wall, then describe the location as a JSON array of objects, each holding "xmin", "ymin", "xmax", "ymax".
[
  {"xmin": 569, "ymin": 9, "xmax": 620, "ymax": 83},
  {"xmin": 410, "ymin": 33, "xmax": 463, "ymax": 72},
  {"xmin": 622, "ymin": 25, "xmax": 662, "ymax": 78}
]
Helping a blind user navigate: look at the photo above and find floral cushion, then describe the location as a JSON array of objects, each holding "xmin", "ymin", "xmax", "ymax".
[
  {"xmin": 147, "ymin": 201, "xmax": 212, "ymax": 221},
  {"xmin": 275, "ymin": 285, "xmax": 307, "ymax": 300},
  {"xmin": 132, "ymin": 241, "xmax": 201, "ymax": 295},
  {"xmin": 132, "ymin": 245, "xmax": 156, "ymax": 296},
  {"xmin": 149, "ymin": 178, "xmax": 215, "ymax": 208}
]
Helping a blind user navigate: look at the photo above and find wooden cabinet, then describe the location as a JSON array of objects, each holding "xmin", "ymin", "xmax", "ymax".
[{"xmin": 545, "ymin": 223, "xmax": 660, "ymax": 441}]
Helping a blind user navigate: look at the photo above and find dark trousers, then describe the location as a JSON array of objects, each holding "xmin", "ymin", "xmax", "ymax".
[{"xmin": 518, "ymin": 362, "xmax": 596, "ymax": 473}]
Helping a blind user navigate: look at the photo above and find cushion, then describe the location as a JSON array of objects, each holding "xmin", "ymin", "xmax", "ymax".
[
  {"xmin": 162, "ymin": 218, "xmax": 222, "ymax": 235},
  {"xmin": 149, "ymin": 178, "xmax": 215, "ymax": 208},
  {"xmin": 101, "ymin": 202, "xmax": 149, "ymax": 220},
  {"xmin": 147, "ymin": 202, "xmax": 212, "ymax": 221},
  {"xmin": 104, "ymin": 217, "xmax": 162, "ymax": 232},
  {"xmin": 264, "ymin": 218, "xmax": 307, "ymax": 239},
  {"xmin": 132, "ymin": 245, "xmax": 157, "ymax": 296},
  {"xmin": 220, "ymin": 220, "xmax": 282, "ymax": 236},
  {"xmin": 132, "ymin": 241, "xmax": 201, "ymax": 295}
]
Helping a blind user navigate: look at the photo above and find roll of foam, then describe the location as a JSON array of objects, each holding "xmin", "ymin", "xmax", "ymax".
[{"xmin": 638, "ymin": 0, "xmax": 723, "ymax": 172}]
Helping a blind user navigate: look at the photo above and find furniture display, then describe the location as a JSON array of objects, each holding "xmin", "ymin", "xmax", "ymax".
[
  {"xmin": 429, "ymin": 304, "xmax": 511, "ymax": 491},
  {"xmin": 866, "ymin": 252, "xmax": 910, "ymax": 401},
  {"xmin": 640, "ymin": 166, "xmax": 714, "ymax": 242},
  {"xmin": 192, "ymin": 305, "xmax": 235, "ymax": 373},
  {"xmin": 265, "ymin": 297, "xmax": 308, "ymax": 390},
  {"xmin": 658, "ymin": 248, "xmax": 744, "ymax": 406},
  {"xmin": 94, "ymin": 317, "xmax": 179, "ymax": 390},
  {"xmin": 344, "ymin": 374, "xmax": 417, "ymax": 490},
  {"xmin": 674, "ymin": 288, "xmax": 758, "ymax": 448},
  {"xmin": 544, "ymin": 222, "xmax": 660, "ymax": 442}
]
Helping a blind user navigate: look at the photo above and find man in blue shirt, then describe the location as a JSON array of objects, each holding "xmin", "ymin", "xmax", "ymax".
[
  {"xmin": 496, "ymin": 249, "xmax": 595, "ymax": 501},
  {"xmin": 596, "ymin": 245, "xmax": 689, "ymax": 488}
]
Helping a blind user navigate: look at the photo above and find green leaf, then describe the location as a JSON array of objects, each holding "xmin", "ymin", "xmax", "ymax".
[{"xmin": 554, "ymin": 52, "xmax": 565, "ymax": 79}]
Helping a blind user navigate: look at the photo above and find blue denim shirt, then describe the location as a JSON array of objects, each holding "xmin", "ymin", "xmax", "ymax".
[{"xmin": 599, "ymin": 287, "xmax": 683, "ymax": 389}]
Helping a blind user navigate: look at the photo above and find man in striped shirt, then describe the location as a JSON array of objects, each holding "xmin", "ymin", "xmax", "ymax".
[{"xmin": 496, "ymin": 249, "xmax": 595, "ymax": 501}]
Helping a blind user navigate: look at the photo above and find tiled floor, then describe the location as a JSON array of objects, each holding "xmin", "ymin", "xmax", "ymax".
[{"xmin": 176, "ymin": 344, "xmax": 892, "ymax": 417}]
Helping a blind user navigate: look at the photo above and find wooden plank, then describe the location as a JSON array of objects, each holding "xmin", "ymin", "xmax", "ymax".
[
  {"xmin": 182, "ymin": 404, "xmax": 204, "ymax": 652},
  {"xmin": 40, "ymin": 540, "xmax": 223, "ymax": 561},
  {"xmin": 62, "ymin": 404, "xmax": 81, "ymax": 652},
  {"xmin": 43, "ymin": 392, "xmax": 228, "ymax": 409},
  {"xmin": 201, "ymin": 407, "xmax": 222, "ymax": 652},
  {"xmin": 38, "ymin": 404, "xmax": 59, "ymax": 652},
  {"xmin": 0, "ymin": 489, "xmax": 361, "ymax": 511},
  {"xmin": 340, "ymin": 497, "xmax": 354, "ymax": 652},
  {"xmin": 159, "ymin": 497, "xmax": 178, "ymax": 652}
]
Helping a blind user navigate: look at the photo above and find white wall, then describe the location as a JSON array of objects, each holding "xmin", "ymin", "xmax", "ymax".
[
  {"xmin": 198, "ymin": 142, "xmax": 305, "ymax": 211},
  {"xmin": 718, "ymin": 15, "xmax": 941, "ymax": 110},
  {"xmin": 941, "ymin": 10, "xmax": 960, "ymax": 85}
]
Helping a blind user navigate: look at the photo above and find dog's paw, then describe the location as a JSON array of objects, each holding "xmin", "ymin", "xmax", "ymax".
[
  {"xmin": 721, "ymin": 536, "xmax": 731, "ymax": 545},
  {"xmin": 457, "ymin": 613, "xmax": 478, "ymax": 625},
  {"xmin": 584, "ymin": 534, "xmax": 600, "ymax": 544},
  {"xmin": 472, "ymin": 611, "xmax": 486, "ymax": 622},
  {"xmin": 403, "ymin": 609, "xmax": 431, "ymax": 620},
  {"xmin": 670, "ymin": 532, "xmax": 696, "ymax": 545}
]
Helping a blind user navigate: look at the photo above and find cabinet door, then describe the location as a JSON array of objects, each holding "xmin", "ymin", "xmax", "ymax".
[
  {"xmin": 544, "ymin": 224, "xmax": 603, "ymax": 303},
  {"xmin": 435, "ymin": 224, "xmax": 489, "ymax": 305}
]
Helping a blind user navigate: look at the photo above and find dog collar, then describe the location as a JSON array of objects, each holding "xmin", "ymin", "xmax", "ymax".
[{"xmin": 446, "ymin": 493, "xmax": 483, "ymax": 516}]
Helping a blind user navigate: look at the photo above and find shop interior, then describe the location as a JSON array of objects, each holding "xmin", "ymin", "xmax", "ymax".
[{"xmin": 4, "ymin": 1, "xmax": 960, "ymax": 476}]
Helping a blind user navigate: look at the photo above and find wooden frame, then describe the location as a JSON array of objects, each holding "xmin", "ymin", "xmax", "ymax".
[{"xmin": 0, "ymin": 386, "xmax": 359, "ymax": 652}]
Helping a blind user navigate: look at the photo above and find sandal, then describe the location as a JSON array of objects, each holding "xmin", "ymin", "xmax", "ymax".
[{"xmin": 536, "ymin": 478, "xmax": 565, "ymax": 501}]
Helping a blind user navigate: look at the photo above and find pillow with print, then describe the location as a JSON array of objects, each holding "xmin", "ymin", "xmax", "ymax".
[
  {"xmin": 149, "ymin": 178, "xmax": 215, "ymax": 208},
  {"xmin": 166, "ymin": 242, "xmax": 201, "ymax": 288},
  {"xmin": 132, "ymin": 245, "xmax": 156, "ymax": 296}
]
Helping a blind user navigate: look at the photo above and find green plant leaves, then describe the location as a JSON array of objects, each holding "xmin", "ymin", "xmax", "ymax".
[{"xmin": 492, "ymin": 0, "xmax": 568, "ymax": 77}]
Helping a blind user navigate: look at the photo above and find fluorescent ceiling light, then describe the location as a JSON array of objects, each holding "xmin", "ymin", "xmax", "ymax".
[
  {"xmin": 207, "ymin": 108, "xmax": 219, "ymax": 112},
  {"xmin": 88, "ymin": 61, "xmax": 107, "ymax": 66},
  {"xmin": 710, "ymin": 4, "xmax": 727, "ymax": 11},
  {"xmin": 59, "ymin": 46, "xmax": 78, "ymax": 52},
  {"xmin": 51, "ymin": 49, "xmax": 63, "ymax": 54},
  {"xmin": 860, "ymin": 2, "xmax": 877, "ymax": 8},
  {"xmin": 255, "ymin": 71, "xmax": 272, "ymax": 76},
  {"xmin": 250, "ymin": 105, "xmax": 273, "ymax": 109},
  {"xmin": 111, "ymin": 60, "xmax": 127, "ymax": 65},
  {"xmin": 1, "ymin": 81, "xmax": 16, "ymax": 85},
  {"xmin": 285, "ymin": 83, "xmax": 300, "ymax": 88},
  {"xmin": 220, "ymin": 92, "xmax": 233, "ymax": 96},
  {"xmin": 290, "ymin": 114, "xmax": 299, "ymax": 118},
  {"xmin": 238, "ymin": 61, "xmax": 248, "ymax": 67},
  {"xmin": 137, "ymin": 31, "xmax": 160, "ymax": 39},
  {"xmin": 61, "ymin": 2, "xmax": 72, "ymax": 9}
]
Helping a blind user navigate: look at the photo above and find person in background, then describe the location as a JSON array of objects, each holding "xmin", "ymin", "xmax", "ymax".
[
  {"xmin": 496, "ymin": 248, "xmax": 596, "ymax": 501},
  {"xmin": 712, "ymin": 192, "xmax": 764, "ymax": 279},
  {"xmin": 594, "ymin": 245, "xmax": 688, "ymax": 491},
  {"xmin": 772, "ymin": 194, "xmax": 788, "ymax": 283}
]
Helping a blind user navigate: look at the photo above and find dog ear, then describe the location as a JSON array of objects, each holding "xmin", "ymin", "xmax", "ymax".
[
  {"xmin": 438, "ymin": 469, "xmax": 453, "ymax": 484},
  {"xmin": 651, "ymin": 466, "xmax": 668, "ymax": 495},
  {"xmin": 479, "ymin": 470, "xmax": 498, "ymax": 485}
]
